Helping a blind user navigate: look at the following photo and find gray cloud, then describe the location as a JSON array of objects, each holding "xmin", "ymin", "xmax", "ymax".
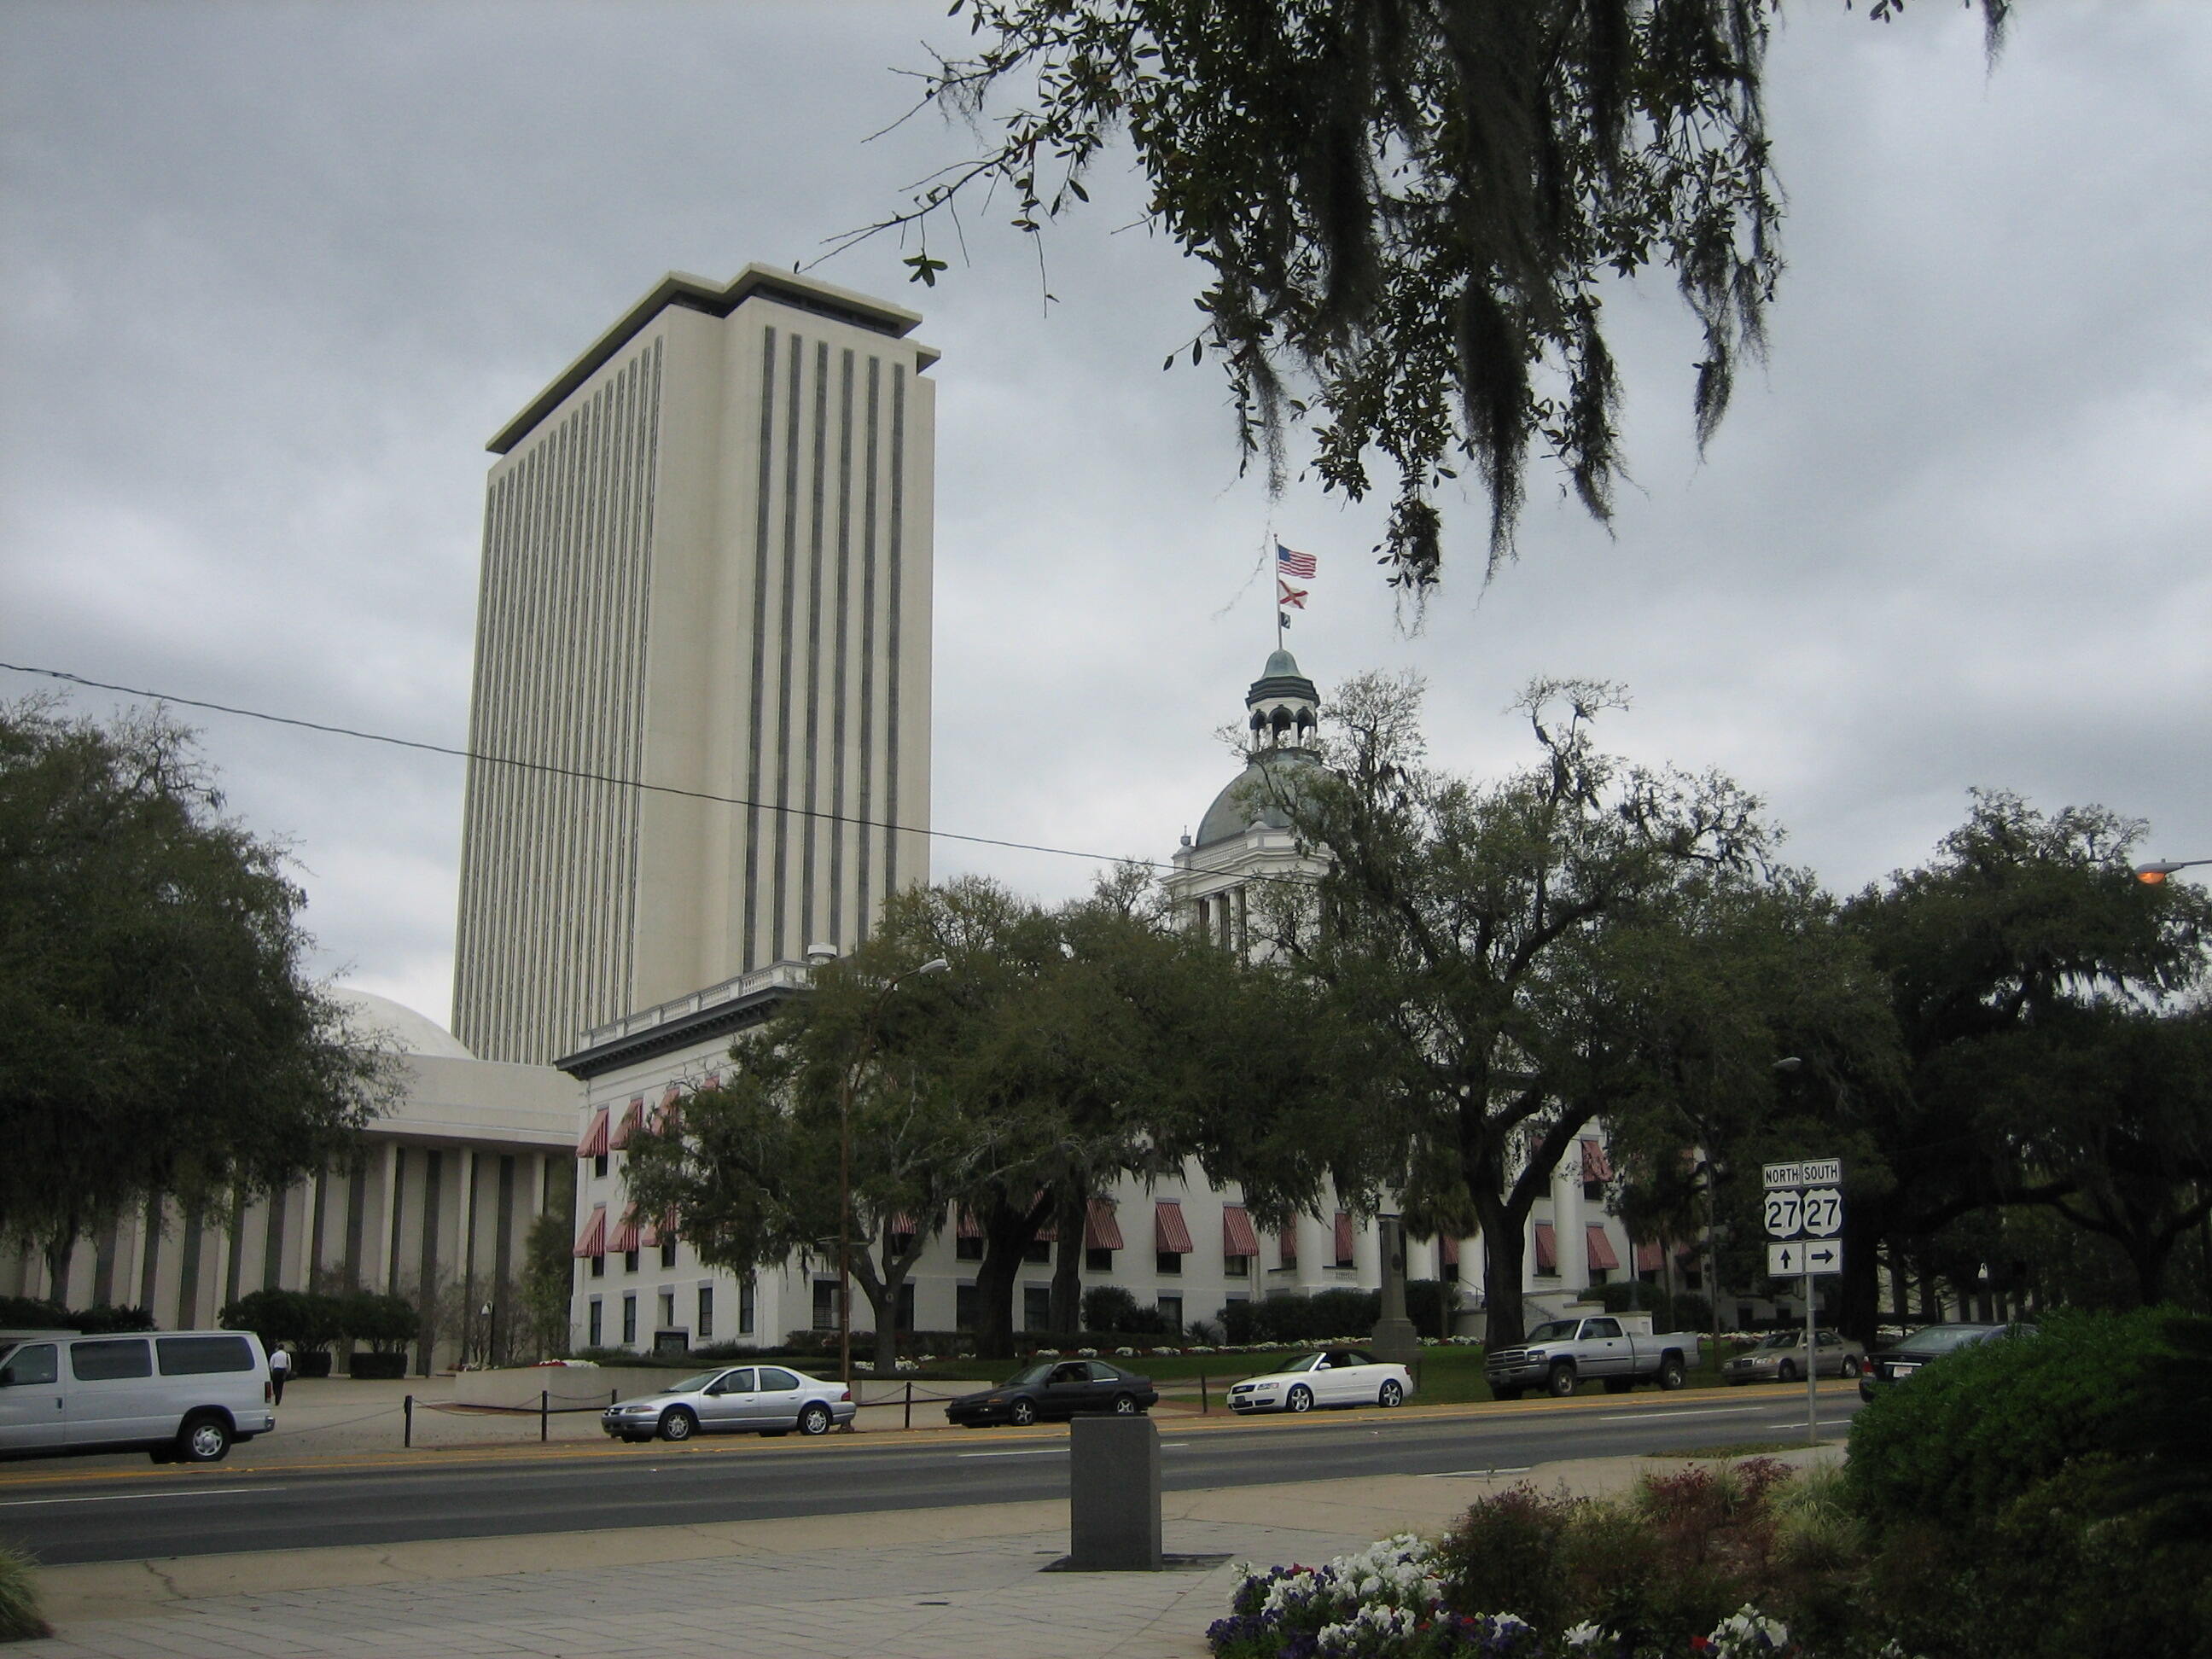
[{"xmin": 4, "ymin": 2, "xmax": 2207, "ymax": 1027}]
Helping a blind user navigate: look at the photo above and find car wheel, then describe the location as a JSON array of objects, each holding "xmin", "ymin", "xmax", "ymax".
[
  {"xmin": 1286, "ymin": 1385, "xmax": 1314, "ymax": 1413},
  {"xmin": 1111, "ymin": 1394, "xmax": 1140, "ymax": 1416},
  {"xmin": 1545, "ymin": 1364, "xmax": 1577, "ymax": 1398},
  {"xmin": 1377, "ymin": 1380, "xmax": 1404, "ymax": 1408},
  {"xmin": 796, "ymin": 1403, "xmax": 832, "ymax": 1436},
  {"xmin": 1657, "ymin": 1355, "xmax": 1687, "ymax": 1392},
  {"xmin": 1010, "ymin": 1398, "xmax": 1039, "ymax": 1428},
  {"xmin": 1841, "ymin": 1357, "xmax": 1862, "ymax": 1378},
  {"xmin": 659, "ymin": 1406, "xmax": 698, "ymax": 1442},
  {"xmin": 177, "ymin": 1413, "xmax": 232, "ymax": 1464},
  {"xmin": 1776, "ymin": 1359, "xmax": 1798, "ymax": 1384},
  {"xmin": 1492, "ymin": 1385, "xmax": 1522, "ymax": 1401}
]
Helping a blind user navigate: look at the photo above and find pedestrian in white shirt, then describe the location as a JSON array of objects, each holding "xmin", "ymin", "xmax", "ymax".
[{"xmin": 269, "ymin": 1344, "xmax": 293, "ymax": 1406}]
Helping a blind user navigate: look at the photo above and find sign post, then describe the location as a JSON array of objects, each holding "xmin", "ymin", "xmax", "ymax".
[{"xmin": 1764, "ymin": 1159, "xmax": 1843, "ymax": 1447}]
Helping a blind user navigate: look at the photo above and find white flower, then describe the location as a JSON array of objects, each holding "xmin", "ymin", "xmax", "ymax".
[{"xmin": 1563, "ymin": 1620, "xmax": 1606, "ymax": 1651}]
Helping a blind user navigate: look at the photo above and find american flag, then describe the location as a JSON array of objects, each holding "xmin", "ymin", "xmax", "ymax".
[{"xmin": 1275, "ymin": 542, "xmax": 1317, "ymax": 579}]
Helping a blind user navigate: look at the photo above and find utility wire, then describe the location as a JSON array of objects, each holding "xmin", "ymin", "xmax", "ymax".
[{"xmin": 0, "ymin": 658, "xmax": 1215, "ymax": 880}]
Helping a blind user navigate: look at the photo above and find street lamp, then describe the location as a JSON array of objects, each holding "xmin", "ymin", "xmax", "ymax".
[
  {"xmin": 2134, "ymin": 859, "xmax": 2212, "ymax": 885},
  {"xmin": 836, "ymin": 955, "xmax": 950, "ymax": 1396}
]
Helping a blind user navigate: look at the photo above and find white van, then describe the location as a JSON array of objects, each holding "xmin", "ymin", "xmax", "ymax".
[{"xmin": 0, "ymin": 1330, "xmax": 276, "ymax": 1464}]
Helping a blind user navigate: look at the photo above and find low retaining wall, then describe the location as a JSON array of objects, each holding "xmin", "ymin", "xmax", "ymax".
[{"xmin": 453, "ymin": 1365, "xmax": 698, "ymax": 1410}]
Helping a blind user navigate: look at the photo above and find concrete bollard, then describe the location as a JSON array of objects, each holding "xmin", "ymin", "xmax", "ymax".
[{"xmin": 1068, "ymin": 1415, "xmax": 1162, "ymax": 1571}]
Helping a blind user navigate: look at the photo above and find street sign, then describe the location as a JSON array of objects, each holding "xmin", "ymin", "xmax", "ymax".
[
  {"xmin": 1761, "ymin": 1189, "xmax": 1804, "ymax": 1239},
  {"xmin": 1800, "ymin": 1188, "xmax": 1843, "ymax": 1238},
  {"xmin": 1768, "ymin": 1239, "xmax": 1843, "ymax": 1277},
  {"xmin": 1765, "ymin": 1159, "xmax": 1840, "ymax": 1189}
]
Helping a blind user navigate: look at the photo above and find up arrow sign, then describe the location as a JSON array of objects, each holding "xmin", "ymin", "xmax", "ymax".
[{"xmin": 1767, "ymin": 1242, "xmax": 1801, "ymax": 1276}]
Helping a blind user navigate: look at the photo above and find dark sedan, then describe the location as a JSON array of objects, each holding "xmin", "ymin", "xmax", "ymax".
[
  {"xmin": 945, "ymin": 1358, "xmax": 1158, "ymax": 1427},
  {"xmin": 1859, "ymin": 1321, "xmax": 2038, "ymax": 1400}
]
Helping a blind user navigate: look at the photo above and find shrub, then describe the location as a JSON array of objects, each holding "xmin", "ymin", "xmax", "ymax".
[
  {"xmin": 346, "ymin": 1351, "xmax": 408, "ymax": 1379},
  {"xmin": 1431, "ymin": 1484, "xmax": 1580, "ymax": 1634},
  {"xmin": 222, "ymin": 1289, "xmax": 343, "ymax": 1352},
  {"xmin": 0, "ymin": 1545, "xmax": 49, "ymax": 1642},
  {"xmin": 1219, "ymin": 1289, "xmax": 1383, "ymax": 1346},
  {"xmin": 0, "ymin": 1296, "xmax": 68, "ymax": 1330},
  {"xmin": 67, "ymin": 1303, "xmax": 154, "ymax": 1334},
  {"xmin": 1847, "ymin": 1306, "xmax": 2175, "ymax": 1532},
  {"xmin": 336, "ymin": 1291, "xmax": 421, "ymax": 1353},
  {"xmin": 1403, "ymin": 1278, "xmax": 1453, "ymax": 1336}
]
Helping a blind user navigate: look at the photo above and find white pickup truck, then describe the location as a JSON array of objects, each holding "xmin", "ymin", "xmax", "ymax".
[{"xmin": 1483, "ymin": 1316, "xmax": 1699, "ymax": 1399}]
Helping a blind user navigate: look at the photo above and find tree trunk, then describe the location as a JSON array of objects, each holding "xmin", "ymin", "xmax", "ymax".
[
  {"xmin": 44, "ymin": 1227, "xmax": 79, "ymax": 1306},
  {"xmin": 1835, "ymin": 1206, "xmax": 1884, "ymax": 1346},
  {"xmin": 972, "ymin": 1195, "xmax": 1049, "ymax": 1359},
  {"xmin": 1474, "ymin": 1190, "xmax": 1529, "ymax": 1347},
  {"xmin": 1050, "ymin": 1182, "xmax": 1086, "ymax": 1333}
]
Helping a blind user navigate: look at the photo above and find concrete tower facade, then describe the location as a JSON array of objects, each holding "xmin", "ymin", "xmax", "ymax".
[{"xmin": 453, "ymin": 265, "xmax": 937, "ymax": 1063}]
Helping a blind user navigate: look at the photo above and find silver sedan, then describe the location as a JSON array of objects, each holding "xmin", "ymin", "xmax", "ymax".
[
  {"xmin": 1721, "ymin": 1329, "xmax": 1865, "ymax": 1385},
  {"xmin": 601, "ymin": 1364, "xmax": 857, "ymax": 1441}
]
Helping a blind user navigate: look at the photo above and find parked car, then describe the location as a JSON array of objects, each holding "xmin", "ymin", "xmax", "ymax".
[
  {"xmin": 1484, "ymin": 1317, "xmax": 1700, "ymax": 1399},
  {"xmin": 1858, "ymin": 1321, "xmax": 2039, "ymax": 1401},
  {"xmin": 601, "ymin": 1364, "xmax": 856, "ymax": 1441},
  {"xmin": 0, "ymin": 1330, "xmax": 275, "ymax": 1464},
  {"xmin": 1227, "ymin": 1348, "xmax": 1414, "ymax": 1414},
  {"xmin": 945, "ymin": 1359, "xmax": 1157, "ymax": 1427},
  {"xmin": 1721, "ymin": 1329, "xmax": 1865, "ymax": 1385}
]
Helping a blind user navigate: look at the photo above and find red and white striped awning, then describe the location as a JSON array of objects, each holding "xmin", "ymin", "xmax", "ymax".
[
  {"xmin": 1085, "ymin": 1200, "xmax": 1124, "ymax": 1251},
  {"xmin": 577, "ymin": 1106, "xmax": 610, "ymax": 1159},
  {"xmin": 1586, "ymin": 1225, "xmax": 1621, "ymax": 1272},
  {"xmin": 1580, "ymin": 1138, "xmax": 1614, "ymax": 1182},
  {"xmin": 572, "ymin": 1205, "xmax": 607, "ymax": 1259},
  {"xmin": 1278, "ymin": 1225, "xmax": 1299, "ymax": 1265},
  {"xmin": 1332, "ymin": 1212, "xmax": 1354, "ymax": 1266},
  {"xmin": 1155, "ymin": 1202, "xmax": 1194, "ymax": 1254},
  {"xmin": 1221, "ymin": 1206, "xmax": 1261, "ymax": 1258},
  {"xmin": 1634, "ymin": 1241, "xmax": 1664, "ymax": 1273},
  {"xmin": 955, "ymin": 1207, "xmax": 982, "ymax": 1240},
  {"xmin": 608, "ymin": 1211, "xmax": 642, "ymax": 1254},
  {"xmin": 1440, "ymin": 1233, "xmax": 1459, "ymax": 1267},
  {"xmin": 1534, "ymin": 1221, "xmax": 1558, "ymax": 1274},
  {"xmin": 609, "ymin": 1099, "xmax": 644, "ymax": 1151}
]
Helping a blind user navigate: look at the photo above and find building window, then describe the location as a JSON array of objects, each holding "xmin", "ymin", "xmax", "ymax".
[
  {"xmin": 1157, "ymin": 1295, "xmax": 1182, "ymax": 1332},
  {"xmin": 594, "ymin": 1154, "xmax": 608, "ymax": 1179},
  {"xmin": 587, "ymin": 1300, "xmax": 602, "ymax": 1347},
  {"xmin": 1086, "ymin": 1247, "xmax": 1114, "ymax": 1273},
  {"xmin": 896, "ymin": 1281, "xmax": 916, "ymax": 1332},
  {"xmin": 739, "ymin": 1278, "xmax": 754, "ymax": 1335},
  {"xmin": 658, "ymin": 1291, "xmax": 676, "ymax": 1329},
  {"xmin": 590, "ymin": 1255, "xmax": 605, "ymax": 1279},
  {"xmin": 1155, "ymin": 1250, "xmax": 1183, "ymax": 1276},
  {"xmin": 1587, "ymin": 1267, "xmax": 1610, "ymax": 1286},
  {"xmin": 1225, "ymin": 1254, "xmax": 1249, "ymax": 1278},
  {"xmin": 1583, "ymin": 1179, "xmax": 1604, "ymax": 1202},
  {"xmin": 697, "ymin": 1285, "xmax": 714, "ymax": 1342},
  {"xmin": 956, "ymin": 1235, "xmax": 984, "ymax": 1262},
  {"xmin": 620, "ymin": 1295, "xmax": 637, "ymax": 1346},
  {"xmin": 1023, "ymin": 1286, "xmax": 1052, "ymax": 1331},
  {"xmin": 624, "ymin": 1249, "xmax": 640, "ymax": 1274},
  {"xmin": 660, "ymin": 1240, "xmax": 678, "ymax": 1270},
  {"xmin": 1023, "ymin": 1237, "xmax": 1050, "ymax": 1264},
  {"xmin": 955, "ymin": 1283, "xmax": 978, "ymax": 1332},
  {"xmin": 812, "ymin": 1279, "xmax": 839, "ymax": 1331}
]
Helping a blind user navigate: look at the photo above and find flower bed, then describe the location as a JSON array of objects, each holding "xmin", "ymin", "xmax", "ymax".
[{"xmin": 1207, "ymin": 1532, "xmax": 1792, "ymax": 1658}]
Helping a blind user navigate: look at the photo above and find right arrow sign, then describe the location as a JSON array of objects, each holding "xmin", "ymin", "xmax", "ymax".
[{"xmin": 1802, "ymin": 1241, "xmax": 1843, "ymax": 1276}]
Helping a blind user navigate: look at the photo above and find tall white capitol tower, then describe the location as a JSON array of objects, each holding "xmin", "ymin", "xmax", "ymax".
[{"xmin": 453, "ymin": 266, "xmax": 938, "ymax": 1063}]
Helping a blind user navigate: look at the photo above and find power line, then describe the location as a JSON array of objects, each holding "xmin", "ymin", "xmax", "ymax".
[{"xmin": 0, "ymin": 659, "xmax": 1197, "ymax": 878}]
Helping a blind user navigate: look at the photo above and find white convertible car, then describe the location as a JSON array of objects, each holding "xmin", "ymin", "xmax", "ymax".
[{"xmin": 1226, "ymin": 1347, "xmax": 1415, "ymax": 1415}]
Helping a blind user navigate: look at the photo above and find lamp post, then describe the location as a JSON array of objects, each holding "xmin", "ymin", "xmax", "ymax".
[
  {"xmin": 2134, "ymin": 859, "xmax": 2212, "ymax": 885},
  {"xmin": 835, "ymin": 956, "xmax": 950, "ymax": 1395}
]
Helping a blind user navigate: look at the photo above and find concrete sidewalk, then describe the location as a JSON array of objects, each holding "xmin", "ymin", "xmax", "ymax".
[{"xmin": 19, "ymin": 1447, "xmax": 1843, "ymax": 1659}]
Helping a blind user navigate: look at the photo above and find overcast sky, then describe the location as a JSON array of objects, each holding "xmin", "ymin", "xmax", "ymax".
[{"xmin": 4, "ymin": 3, "xmax": 2208, "ymax": 1032}]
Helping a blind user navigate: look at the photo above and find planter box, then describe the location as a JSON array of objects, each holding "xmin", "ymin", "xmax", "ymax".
[{"xmin": 348, "ymin": 1351, "xmax": 410, "ymax": 1380}]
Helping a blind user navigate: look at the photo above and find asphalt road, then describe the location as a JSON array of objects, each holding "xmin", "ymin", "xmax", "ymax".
[{"xmin": 0, "ymin": 1389, "xmax": 1860, "ymax": 1568}]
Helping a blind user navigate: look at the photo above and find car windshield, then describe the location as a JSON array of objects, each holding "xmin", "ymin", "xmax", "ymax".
[
  {"xmin": 1525, "ymin": 1321, "xmax": 1580, "ymax": 1344},
  {"xmin": 1754, "ymin": 1332, "xmax": 1801, "ymax": 1350},
  {"xmin": 664, "ymin": 1371, "xmax": 722, "ymax": 1394},
  {"xmin": 1004, "ymin": 1364, "xmax": 1057, "ymax": 1388},
  {"xmin": 1897, "ymin": 1326, "xmax": 1991, "ymax": 1354}
]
